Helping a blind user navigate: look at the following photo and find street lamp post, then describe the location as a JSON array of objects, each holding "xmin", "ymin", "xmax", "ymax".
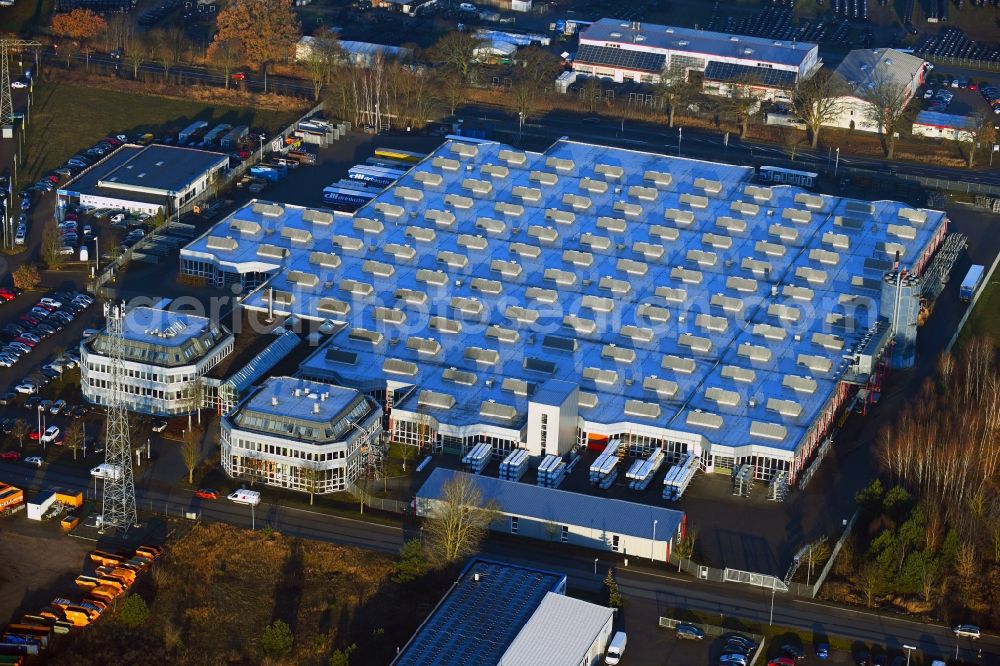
[
  {"xmin": 903, "ymin": 644, "xmax": 916, "ymax": 666},
  {"xmin": 834, "ymin": 147, "xmax": 840, "ymax": 177},
  {"xmin": 768, "ymin": 576, "xmax": 776, "ymax": 626},
  {"xmin": 594, "ymin": 557, "xmax": 598, "ymax": 577},
  {"xmin": 677, "ymin": 127, "xmax": 682, "ymax": 156},
  {"xmin": 651, "ymin": 519, "xmax": 658, "ymax": 562}
]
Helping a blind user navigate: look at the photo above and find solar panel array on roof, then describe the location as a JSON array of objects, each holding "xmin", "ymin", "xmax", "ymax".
[
  {"xmin": 393, "ymin": 559, "xmax": 565, "ymax": 666},
  {"xmin": 575, "ymin": 43, "xmax": 666, "ymax": 73},
  {"xmin": 703, "ymin": 60, "xmax": 798, "ymax": 87}
]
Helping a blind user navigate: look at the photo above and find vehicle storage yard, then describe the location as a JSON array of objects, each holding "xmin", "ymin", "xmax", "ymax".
[{"xmin": 0, "ymin": 522, "xmax": 94, "ymax": 630}]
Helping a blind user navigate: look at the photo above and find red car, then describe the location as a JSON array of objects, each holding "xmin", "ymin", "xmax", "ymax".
[
  {"xmin": 0, "ymin": 292, "xmax": 14, "ymax": 303},
  {"xmin": 767, "ymin": 660, "xmax": 795, "ymax": 666},
  {"xmin": 231, "ymin": 72, "xmax": 246, "ymax": 81},
  {"xmin": 194, "ymin": 489, "xmax": 220, "ymax": 500},
  {"xmin": 0, "ymin": 451, "xmax": 20, "ymax": 461},
  {"xmin": 29, "ymin": 428, "xmax": 40, "ymax": 441}
]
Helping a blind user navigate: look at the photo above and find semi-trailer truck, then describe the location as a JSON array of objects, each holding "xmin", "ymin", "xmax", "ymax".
[{"xmin": 960, "ymin": 264, "xmax": 985, "ymax": 302}]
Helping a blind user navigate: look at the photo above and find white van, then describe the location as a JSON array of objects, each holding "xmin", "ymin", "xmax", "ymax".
[
  {"xmin": 90, "ymin": 463, "xmax": 123, "ymax": 480},
  {"xmin": 227, "ymin": 489, "xmax": 261, "ymax": 506},
  {"xmin": 605, "ymin": 631, "xmax": 627, "ymax": 665}
]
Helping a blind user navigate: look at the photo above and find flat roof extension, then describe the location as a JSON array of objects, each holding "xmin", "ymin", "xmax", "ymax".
[
  {"xmin": 393, "ymin": 558, "xmax": 566, "ymax": 666},
  {"xmin": 99, "ymin": 144, "xmax": 227, "ymax": 195}
]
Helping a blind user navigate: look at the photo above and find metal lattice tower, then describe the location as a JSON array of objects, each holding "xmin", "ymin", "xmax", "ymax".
[
  {"xmin": 102, "ymin": 302, "xmax": 138, "ymax": 533},
  {"xmin": 1, "ymin": 40, "xmax": 40, "ymax": 128}
]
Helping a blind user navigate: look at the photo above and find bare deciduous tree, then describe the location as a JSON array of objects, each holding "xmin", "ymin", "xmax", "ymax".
[
  {"xmin": 580, "ymin": 76, "xmax": 602, "ymax": 114},
  {"xmin": 509, "ymin": 46, "xmax": 561, "ymax": 123},
  {"xmin": 300, "ymin": 459, "xmax": 320, "ymax": 505},
  {"xmin": 857, "ymin": 561, "xmax": 882, "ymax": 608},
  {"xmin": 791, "ymin": 71, "xmax": 845, "ymax": 148},
  {"xmin": 64, "ymin": 421, "xmax": 85, "ymax": 461},
  {"xmin": 861, "ymin": 73, "xmax": 915, "ymax": 159},
  {"xmin": 958, "ymin": 112, "xmax": 996, "ymax": 168},
  {"xmin": 206, "ymin": 38, "xmax": 244, "ymax": 89},
  {"xmin": 428, "ymin": 31, "xmax": 484, "ymax": 83},
  {"xmin": 423, "ymin": 474, "xmax": 499, "ymax": 566},
  {"xmin": 657, "ymin": 73, "xmax": 698, "ymax": 128},
  {"xmin": 11, "ymin": 419, "xmax": 28, "ymax": 449},
  {"xmin": 301, "ymin": 29, "xmax": 341, "ymax": 101},
  {"xmin": 182, "ymin": 428, "xmax": 199, "ymax": 484},
  {"xmin": 724, "ymin": 77, "xmax": 763, "ymax": 139}
]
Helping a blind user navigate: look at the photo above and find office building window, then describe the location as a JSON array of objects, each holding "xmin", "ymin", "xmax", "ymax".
[{"xmin": 510, "ymin": 516, "xmax": 518, "ymax": 534}]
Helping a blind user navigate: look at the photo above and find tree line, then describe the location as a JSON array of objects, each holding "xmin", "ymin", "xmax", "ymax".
[{"xmin": 836, "ymin": 337, "xmax": 1000, "ymax": 624}]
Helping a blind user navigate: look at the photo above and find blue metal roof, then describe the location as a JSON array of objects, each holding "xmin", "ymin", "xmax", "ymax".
[
  {"xmin": 417, "ymin": 468, "xmax": 685, "ymax": 543},
  {"xmin": 182, "ymin": 137, "xmax": 947, "ymax": 462},
  {"xmin": 393, "ymin": 558, "xmax": 566, "ymax": 666}
]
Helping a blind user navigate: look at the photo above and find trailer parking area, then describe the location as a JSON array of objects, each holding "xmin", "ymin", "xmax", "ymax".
[{"xmin": 0, "ymin": 520, "xmax": 94, "ymax": 626}]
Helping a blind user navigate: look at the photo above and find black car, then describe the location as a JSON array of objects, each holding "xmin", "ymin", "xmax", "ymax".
[
  {"xmin": 52, "ymin": 290, "xmax": 74, "ymax": 302},
  {"xmin": 723, "ymin": 641, "xmax": 751, "ymax": 656},
  {"xmin": 0, "ymin": 392, "xmax": 15, "ymax": 406},
  {"xmin": 781, "ymin": 644, "xmax": 806, "ymax": 661},
  {"xmin": 36, "ymin": 323, "xmax": 56, "ymax": 337},
  {"xmin": 2, "ymin": 323, "xmax": 26, "ymax": 337},
  {"xmin": 24, "ymin": 396, "xmax": 41, "ymax": 409},
  {"xmin": 0, "ymin": 418, "xmax": 14, "ymax": 435}
]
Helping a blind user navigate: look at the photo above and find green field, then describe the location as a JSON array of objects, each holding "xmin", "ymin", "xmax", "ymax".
[
  {"xmin": 18, "ymin": 82, "xmax": 299, "ymax": 189},
  {"xmin": 958, "ymin": 267, "xmax": 1000, "ymax": 349}
]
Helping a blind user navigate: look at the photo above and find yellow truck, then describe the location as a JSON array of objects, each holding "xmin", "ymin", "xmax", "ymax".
[{"xmin": 0, "ymin": 483, "xmax": 24, "ymax": 512}]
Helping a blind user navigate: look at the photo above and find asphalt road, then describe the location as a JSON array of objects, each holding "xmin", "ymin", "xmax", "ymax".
[{"xmin": 0, "ymin": 457, "xmax": 995, "ymax": 663}]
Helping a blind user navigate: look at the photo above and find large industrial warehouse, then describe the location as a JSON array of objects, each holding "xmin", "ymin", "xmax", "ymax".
[{"xmin": 180, "ymin": 137, "xmax": 948, "ymax": 493}]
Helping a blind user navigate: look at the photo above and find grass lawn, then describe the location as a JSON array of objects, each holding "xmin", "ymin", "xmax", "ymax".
[
  {"xmin": 19, "ymin": 81, "xmax": 299, "ymax": 189},
  {"xmin": 957, "ymin": 269, "xmax": 1000, "ymax": 349},
  {"xmin": 42, "ymin": 521, "xmax": 442, "ymax": 665}
]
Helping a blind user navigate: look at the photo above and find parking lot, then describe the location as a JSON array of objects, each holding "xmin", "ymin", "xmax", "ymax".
[{"xmin": 920, "ymin": 71, "xmax": 1000, "ymax": 118}]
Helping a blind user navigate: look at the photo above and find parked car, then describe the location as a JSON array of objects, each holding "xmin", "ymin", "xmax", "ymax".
[
  {"xmin": 14, "ymin": 381, "xmax": 37, "ymax": 394},
  {"xmin": 953, "ymin": 624, "xmax": 981, "ymax": 639},
  {"xmin": 40, "ymin": 425, "xmax": 61, "ymax": 444},
  {"xmin": 0, "ymin": 451, "xmax": 21, "ymax": 461},
  {"xmin": 194, "ymin": 488, "xmax": 220, "ymax": 500},
  {"xmin": 50, "ymin": 400, "xmax": 67, "ymax": 415},
  {"xmin": 816, "ymin": 642, "xmax": 830, "ymax": 659},
  {"xmin": 780, "ymin": 644, "xmax": 806, "ymax": 661},
  {"xmin": 24, "ymin": 456, "xmax": 43, "ymax": 467},
  {"xmin": 676, "ymin": 624, "xmax": 704, "ymax": 641}
]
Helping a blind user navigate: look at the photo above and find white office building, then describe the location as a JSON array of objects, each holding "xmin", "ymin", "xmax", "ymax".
[
  {"xmin": 81, "ymin": 303, "xmax": 234, "ymax": 416},
  {"xmin": 221, "ymin": 376, "xmax": 382, "ymax": 494},
  {"xmin": 572, "ymin": 18, "xmax": 820, "ymax": 100}
]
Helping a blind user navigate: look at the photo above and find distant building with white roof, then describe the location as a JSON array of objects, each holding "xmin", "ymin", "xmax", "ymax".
[
  {"xmin": 81, "ymin": 301, "xmax": 234, "ymax": 416},
  {"xmin": 295, "ymin": 36, "xmax": 412, "ymax": 66},
  {"xmin": 221, "ymin": 376, "xmax": 382, "ymax": 494},
  {"xmin": 826, "ymin": 48, "xmax": 928, "ymax": 132},
  {"xmin": 571, "ymin": 18, "xmax": 820, "ymax": 101}
]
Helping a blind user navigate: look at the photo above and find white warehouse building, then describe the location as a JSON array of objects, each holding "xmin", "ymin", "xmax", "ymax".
[
  {"xmin": 221, "ymin": 376, "xmax": 383, "ymax": 495},
  {"xmin": 826, "ymin": 48, "xmax": 928, "ymax": 132},
  {"xmin": 572, "ymin": 18, "xmax": 820, "ymax": 100},
  {"xmin": 81, "ymin": 302, "xmax": 234, "ymax": 416}
]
